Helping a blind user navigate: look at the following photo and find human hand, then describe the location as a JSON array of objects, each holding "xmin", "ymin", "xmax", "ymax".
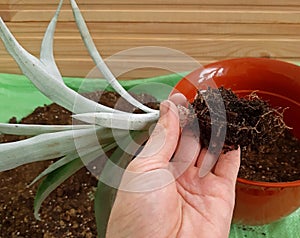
[{"xmin": 106, "ymin": 95, "xmax": 241, "ymax": 238}]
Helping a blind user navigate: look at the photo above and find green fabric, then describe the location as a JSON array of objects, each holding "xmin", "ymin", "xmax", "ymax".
[
  {"xmin": 0, "ymin": 72, "xmax": 299, "ymax": 237},
  {"xmin": 230, "ymin": 209, "xmax": 300, "ymax": 238}
]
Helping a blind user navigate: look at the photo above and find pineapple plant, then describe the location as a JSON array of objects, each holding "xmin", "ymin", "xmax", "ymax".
[
  {"xmin": 2, "ymin": 1, "xmax": 299, "ymax": 236},
  {"xmin": 0, "ymin": 0, "xmax": 167, "ymax": 236}
]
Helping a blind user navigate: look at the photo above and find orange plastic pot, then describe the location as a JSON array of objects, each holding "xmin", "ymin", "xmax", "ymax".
[{"xmin": 171, "ymin": 57, "xmax": 300, "ymax": 225}]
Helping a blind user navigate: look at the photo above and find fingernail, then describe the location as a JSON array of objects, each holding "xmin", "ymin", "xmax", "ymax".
[
  {"xmin": 225, "ymin": 146, "xmax": 241, "ymax": 158},
  {"xmin": 160, "ymin": 100, "xmax": 170, "ymax": 116},
  {"xmin": 198, "ymin": 166, "xmax": 209, "ymax": 177},
  {"xmin": 169, "ymin": 93, "xmax": 188, "ymax": 107},
  {"xmin": 198, "ymin": 152, "xmax": 218, "ymax": 177}
]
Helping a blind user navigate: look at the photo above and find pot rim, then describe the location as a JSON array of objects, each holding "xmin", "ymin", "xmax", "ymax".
[
  {"xmin": 172, "ymin": 57, "xmax": 300, "ymax": 188},
  {"xmin": 237, "ymin": 177, "xmax": 300, "ymax": 188}
]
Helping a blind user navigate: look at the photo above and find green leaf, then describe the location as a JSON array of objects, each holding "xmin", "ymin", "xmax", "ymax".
[
  {"xmin": 0, "ymin": 17, "xmax": 122, "ymax": 114},
  {"xmin": 94, "ymin": 132, "xmax": 149, "ymax": 238},
  {"xmin": 73, "ymin": 111, "xmax": 159, "ymax": 130},
  {"xmin": 34, "ymin": 158, "xmax": 84, "ymax": 220},
  {"xmin": 0, "ymin": 123, "xmax": 93, "ymax": 135},
  {"xmin": 0, "ymin": 72, "xmax": 184, "ymax": 123},
  {"xmin": 70, "ymin": 0, "xmax": 156, "ymax": 113},
  {"xmin": 0, "ymin": 128, "xmax": 102, "ymax": 171},
  {"xmin": 40, "ymin": 0, "xmax": 63, "ymax": 81},
  {"xmin": 0, "ymin": 126, "xmax": 125, "ymax": 172},
  {"xmin": 29, "ymin": 151, "xmax": 79, "ymax": 186},
  {"xmin": 33, "ymin": 142, "xmax": 118, "ymax": 220}
]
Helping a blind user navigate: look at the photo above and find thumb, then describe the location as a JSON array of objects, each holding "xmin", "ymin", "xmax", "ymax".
[
  {"xmin": 131, "ymin": 100, "xmax": 180, "ymax": 170},
  {"xmin": 120, "ymin": 100, "xmax": 180, "ymax": 192}
]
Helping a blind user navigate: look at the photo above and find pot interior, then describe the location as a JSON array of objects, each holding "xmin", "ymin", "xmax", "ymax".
[{"xmin": 173, "ymin": 58, "xmax": 300, "ymax": 139}]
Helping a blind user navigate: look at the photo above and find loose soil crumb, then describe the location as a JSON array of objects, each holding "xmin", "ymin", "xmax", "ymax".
[
  {"xmin": 0, "ymin": 162, "xmax": 97, "ymax": 238},
  {"xmin": 0, "ymin": 91, "xmax": 159, "ymax": 238}
]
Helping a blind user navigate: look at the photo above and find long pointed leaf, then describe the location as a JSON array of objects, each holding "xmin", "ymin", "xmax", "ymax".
[
  {"xmin": 30, "ymin": 142, "xmax": 118, "ymax": 186},
  {"xmin": 70, "ymin": 0, "xmax": 157, "ymax": 113},
  {"xmin": 0, "ymin": 123, "xmax": 93, "ymax": 135},
  {"xmin": 0, "ymin": 18, "xmax": 125, "ymax": 114},
  {"xmin": 40, "ymin": 0, "xmax": 64, "ymax": 81},
  {"xmin": 29, "ymin": 151, "xmax": 79, "ymax": 186},
  {"xmin": 33, "ymin": 142, "xmax": 118, "ymax": 220},
  {"xmin": 73, "ymin": 112, "xmax": 159, "ymax": 130},
  {"xmin": 0, "ymin": 128, "xmax": 103, "ymax": 171},
  {"xmin": 34, "ymin": 158, "xmax": 84, "ymax": 220},
  {"xmin": 95, "ymin": 132, "xmax": 149, "ymax": 238}
]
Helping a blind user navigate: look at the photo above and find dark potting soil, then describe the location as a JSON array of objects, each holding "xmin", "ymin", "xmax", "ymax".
[
  {"xmin": 0, "ymin": 89, "xmax": 299, "ymax": 237},
  {"xmin": 192, "ymin": 87, "xmax": 300, "ymax": 183},
  {"xmin": 0, "ymin": 91, "xmax": 158, "ymax": 238}
]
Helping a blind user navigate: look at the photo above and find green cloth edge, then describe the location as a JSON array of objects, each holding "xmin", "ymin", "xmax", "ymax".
[{"xmin": 0, "ymin": 72, "xmax": 299, "ymax": 237}]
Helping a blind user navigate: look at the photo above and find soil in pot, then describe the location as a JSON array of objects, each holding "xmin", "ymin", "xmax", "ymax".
[
  {"xmin": 0, "ymin": 91, "xmax": 159, "ymax": 238},
  {"xmin": 191, "ymin": 87, "xmax": 300, "ymax": 183}
]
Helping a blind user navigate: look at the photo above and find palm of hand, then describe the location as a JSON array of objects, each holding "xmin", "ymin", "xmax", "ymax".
[
  {"xmin": 174, "ymin": 166, "xmax": 237, "ymax": 238},
  {"xmin": 107, "ymin": 152, "xmax": 239, "ymax": 238},
  {"xmin": 106, "ymin": 100, "xmax": 240, "ymax": 238}
]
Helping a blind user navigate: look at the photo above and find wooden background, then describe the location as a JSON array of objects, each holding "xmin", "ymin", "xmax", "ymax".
[{"xmin": 1, "ymin": 0, "xmax": 300, "ymax": 79}]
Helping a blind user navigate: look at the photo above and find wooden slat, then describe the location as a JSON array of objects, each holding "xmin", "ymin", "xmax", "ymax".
[
  {"xmin": 2, "ymin": 4, "xmax": 300, "ymax": 11},
  {"xmin": 2, "ymin": 0, "xmax": 300, "ymax": 6},
  {"xmin": 2, "ymin": 9, "xmax": 300, "ymax": 24},
  {"xmin": 0, "ymin": 58, "xmax": 212, "ymax": 79},
  {"xmin": 1, "ymin": 36, "xmax": 300, "ymax": 58},
  {"xmin": 5, "ymin": 22, "xmax": 300, "ymax": 36},
  {"xmin": 1, "ymin": 0, "xmax": 300, "ymax": 78}
]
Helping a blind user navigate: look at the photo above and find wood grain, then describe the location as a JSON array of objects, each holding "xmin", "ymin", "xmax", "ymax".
[
  {"xmin": 1, "ymin": 0, "xmax": 300, "ymax": 6},
  {"xmin": 2, "ymin": 9, "xmax": 300, "ymax": 23},
  {"xmin": 1, "ymin": 36, "xmax": 299, "ymax": 57},
  {"xmin": 0, "ymin": 0, "xmax": 299, "ymax": 78},
  {"xmin": 4, "ymin": 22, "xmax": 300, "ymax": 37},
  {"xmin": 0, "ymin": 58, "xmax": 212, "ymax": 79}
]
